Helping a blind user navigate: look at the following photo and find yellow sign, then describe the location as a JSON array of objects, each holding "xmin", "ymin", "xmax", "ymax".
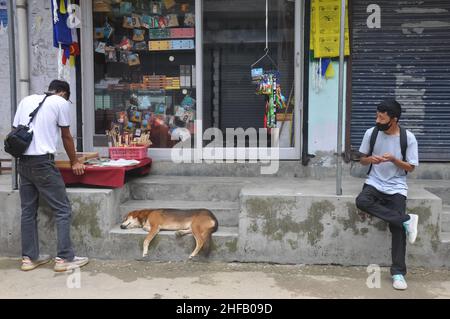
[{"xmin": 311, "ymin": 0, "xmax": 350, "ymax": 58}]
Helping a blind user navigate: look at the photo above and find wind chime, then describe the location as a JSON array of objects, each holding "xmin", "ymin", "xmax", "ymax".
[
  {"xmin": 256, "ymin": 72, "xmax": 286, "ymax": 130},
  {"xmin": 251, "ymin": 0, "xmax": 286, "ymax": 132}
]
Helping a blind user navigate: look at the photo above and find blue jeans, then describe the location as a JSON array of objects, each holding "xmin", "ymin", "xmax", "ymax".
[{"xmin": 18, "ymin": 155, "xmax": 74, "ymax": 261}]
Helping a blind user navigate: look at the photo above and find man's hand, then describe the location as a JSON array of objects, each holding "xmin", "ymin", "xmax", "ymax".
[
  {"xmin": 382, "ymin": 153, "xmax": 396, "ymax": 162},
  {"xmin": 61, "ymin": 127, "xmax": 85, "ymax": 176},
  {"xmin": 369, "ymin": 155, "xmax": 386, "ymax": 164},
  {"xmin": 72, "ymin": 161, "xmax": 85, "ymax": 175}
]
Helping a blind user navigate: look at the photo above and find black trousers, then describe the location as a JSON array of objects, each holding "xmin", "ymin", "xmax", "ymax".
[{"xmin": 355, "ymin": 184, "xmax": 410, "ymax": 276}]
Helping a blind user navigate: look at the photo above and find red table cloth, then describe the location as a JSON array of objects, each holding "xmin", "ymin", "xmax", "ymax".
[{"xmin": 59, "ymin": 157, "xmax": 152, "ymax": 188}]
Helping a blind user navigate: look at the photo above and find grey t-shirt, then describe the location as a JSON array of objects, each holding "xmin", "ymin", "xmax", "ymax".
[{"xmin": 359, "ymin": 127, "xmax": 419, "ymax": 197}]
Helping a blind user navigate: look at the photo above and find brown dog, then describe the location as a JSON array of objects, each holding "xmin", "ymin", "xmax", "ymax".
[{"xmin": 120, "ymin": 209, "xmax": 219, "ymax": 258}]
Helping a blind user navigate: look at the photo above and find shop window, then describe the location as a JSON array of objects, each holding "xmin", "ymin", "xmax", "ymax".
[{"xmin": 93, "ymin": 0, "xmax": 196, "ymax": 148}]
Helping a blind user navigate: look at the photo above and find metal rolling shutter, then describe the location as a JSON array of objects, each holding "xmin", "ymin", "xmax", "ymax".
[
  {"xmin": 350, "ymin": 0, "xmax": 450, "ymax": 161},
  {"xmin": 220, "ymin": 47, "xmax": 266, "ymax": 131}
]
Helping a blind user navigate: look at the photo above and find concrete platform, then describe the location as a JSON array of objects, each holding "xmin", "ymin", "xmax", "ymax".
[
  {"xmin": 238, "ymin": 179, "xmax": 447, "ymax": 267},
  {"xmin": 1, "ymin": 173, "xmax": 449, "ymax": 267},
  {"xmin": 148, "ymin": 160, "xmax": 450, "ymax": 180}
]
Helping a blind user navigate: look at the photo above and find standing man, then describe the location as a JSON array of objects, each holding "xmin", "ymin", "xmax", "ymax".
[
  {"xmin": 355, "ymin": 99, "xmax": 419, "ymax": 290},
  {"xmin": 13, "ymin": 79, "xmax": 89, "ymax": 272}
]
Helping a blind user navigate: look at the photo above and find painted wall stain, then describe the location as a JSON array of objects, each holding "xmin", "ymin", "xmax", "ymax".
[
  {"xmin": 246, "ymin": 198, "xmax": 299, "ymax": 241},
  {"xmin": 71, "ymin": 198, "xmax": 102, "ymax": 238},
  {"xmin": 407, "ymin": 205, "xmax": 432, "ymax": 223},
  {"xmin": 303, "ymin": 201, "xmax": 335, "ymax": 245},
  {"xmin": 424, "ymin": 224, "xmax": 440, "ymax": 253},
  {"xmin": 372, "ymin": 220, "xmax": 388, "ymax": 232},
  {"xmin": 287, "ymin": 239, "xmax": 298, "ymax": 250},
  {"xmin": 225, "ymin": 238, "xmax": 238, "ymax": 253},
  {"xmin": 245, "ymin": 198, "xmax": 335, "ymax": 246},
  {"xmin": 337, "ymin": 202, "xmax": 364, "ymax": 235}
]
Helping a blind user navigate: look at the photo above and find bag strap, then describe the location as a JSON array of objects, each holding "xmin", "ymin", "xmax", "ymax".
[
  {"xmin": 367, "ymin": 125, "xmax": 408, "ymax": 175},
  {"xmin": 399, "ymin": 125, "xmax": 408, "ymax": 175},
  {"xmin": 27, "ymin": 93, "xmax": 52, "ymax": 126},
  {"xmin": 367, "ymin": 126, "xmax": 379, "ymax": 175}
]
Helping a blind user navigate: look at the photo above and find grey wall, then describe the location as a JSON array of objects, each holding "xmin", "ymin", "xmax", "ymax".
[{"xmin": 0, "ymin": 2, "xmax": 11, "ymax": 157}]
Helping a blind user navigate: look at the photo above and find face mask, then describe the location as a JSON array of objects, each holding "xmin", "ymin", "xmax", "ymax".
[{"xmin": 376, "ymin": 121, "xmax": 392, "ymax": 131}]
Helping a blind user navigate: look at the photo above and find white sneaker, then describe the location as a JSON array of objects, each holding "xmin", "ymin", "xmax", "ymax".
[
  {"xmin": 21, "ymin": 254, "xmax": 51, "ymax": 271},
  {"xmin": 403, "ymin": 214, "xmax": 419, "ymax": 244},
  {"xmin": 392, "ymin": 274, "xmax": 408, "ymax": 290},
  {"xmin": 54, "ymin": 256, "xmax": 89, "ymax": 272}
]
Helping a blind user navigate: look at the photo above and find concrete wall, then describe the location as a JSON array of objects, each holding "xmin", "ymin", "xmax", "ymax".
[
  {"xmin": 0, "ymin": 185, "xmax": 130, "ymax": 258},
  {"xmin": 0, "ymin": 1, "xmax": 11, "ymax": 157}
]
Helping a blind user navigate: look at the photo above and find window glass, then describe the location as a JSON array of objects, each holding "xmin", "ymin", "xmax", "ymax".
[{"xmin": 93, "ymin": 0, "xmax": 196, "ymax": 148}]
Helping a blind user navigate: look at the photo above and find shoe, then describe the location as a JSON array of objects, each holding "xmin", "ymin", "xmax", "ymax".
[
  {"xmin": 392, "ymin": 274, "xmax": 408, "ymax": 290},
  {"xmin": 403, "ymin": 214, "xmax": 419, "ymax": 244},
  {"xmin": 21, "ymin": 254, "xmax": 51, "ymax": 271},
  {"xmin": 54, "ymin": 256, "xmax": 89, "ymax": 272}
]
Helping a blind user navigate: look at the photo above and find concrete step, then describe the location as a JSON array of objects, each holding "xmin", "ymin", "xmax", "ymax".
[
  {"xmin": 441, "ymin": 205, "xmax": 450, "ymax": 233},
  {"xmin": 108, "ymin": 225, "xmax": 239, "ymax": 262},
  {"xmin": 120, "ymin": 200, "xmax": 240, "ymax": 227},
  {"xmin": 150, "ymin": 161, "xmax": 450, "ymax": 180},
  {"xmin": 148, "ymin": 161, "xmax": 315, "ymax": 178},
  {"xmin": 423, "ymin": 184, "xmax": 450, "ymax": 205},
  {"xmin": 129, "ymin": 175, "xmax": 251, "ymax": 201}
]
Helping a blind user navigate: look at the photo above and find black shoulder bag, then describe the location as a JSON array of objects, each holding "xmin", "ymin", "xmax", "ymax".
[{"xmin": 4, "ymin": 94, "xmax": 51, "ymax": 158}]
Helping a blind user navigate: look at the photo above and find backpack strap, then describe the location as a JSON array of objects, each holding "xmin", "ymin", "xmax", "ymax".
[
  {"xmin": 399, "ymin": 125, "xmax": 408, "ymax": 175},
  {"xmin": 366, "ymin": 125, "xmax": 409, "ymax": 175},
  {"xmin": 367, "ymin": 126, "xmax": 379, "ymax": 175}
]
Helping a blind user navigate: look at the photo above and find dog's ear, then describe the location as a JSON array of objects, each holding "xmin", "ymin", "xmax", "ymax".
[
  {"xmin": 136, "ymin": 210, "xmax": 150, "ymax": 224},
  {"xmin": 125, "ymin": 210, "xmax": 140, "ymax": 221}
]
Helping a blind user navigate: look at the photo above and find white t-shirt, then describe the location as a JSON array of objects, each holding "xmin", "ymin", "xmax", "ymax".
[
  {"xmin": 359, "ymin": 127, "xmax": 419, "ymax": 197},
  {"xmin": 13, "ymin": 94, "xmax": 71, "ymax": 155}
]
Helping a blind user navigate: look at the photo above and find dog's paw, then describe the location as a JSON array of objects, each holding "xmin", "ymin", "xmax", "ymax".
[
  {"xmin": 142, "ymin": 253, "xmax": 148, "ymax": 258},
  {"xmin": 175, "ymin": 231, "xmax": 183, "ymax": 238},
  {"xmin": 188, "ymin": 255, "xmax": 200, "ymax": 262}
]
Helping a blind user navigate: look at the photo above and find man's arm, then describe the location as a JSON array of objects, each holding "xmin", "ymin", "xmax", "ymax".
[
  {"xmin": 61, "ymin": 127, "xmax": 85, "ymax": 175},
  {"xmin": 360, "ymin": 153, "xmax": 385, "ymax": 166},
  {"xmin": 382, "ymin": 153, "xmax": 415, "ymax": 172},
  {"xmin": 360, "ymin": 152, "xmax": 414, "ymax": 172}
]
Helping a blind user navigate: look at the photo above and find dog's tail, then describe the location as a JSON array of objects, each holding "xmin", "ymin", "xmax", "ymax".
[
  {"xmin": 203, "ymin": 210, "xmax": 218, "ymax": 256},
  {"xmin": 210, "ymin": 210, "xmax": 219, "ymax": 233}
]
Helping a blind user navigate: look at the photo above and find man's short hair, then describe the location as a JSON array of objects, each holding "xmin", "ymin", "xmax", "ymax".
[
  {"xmin": 48, "ymin": 79, "xmax": 70, "ymax": 99},
  {"xmin": 377, "ymin": 99, "xmax": 402, "ymax": 120}
]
